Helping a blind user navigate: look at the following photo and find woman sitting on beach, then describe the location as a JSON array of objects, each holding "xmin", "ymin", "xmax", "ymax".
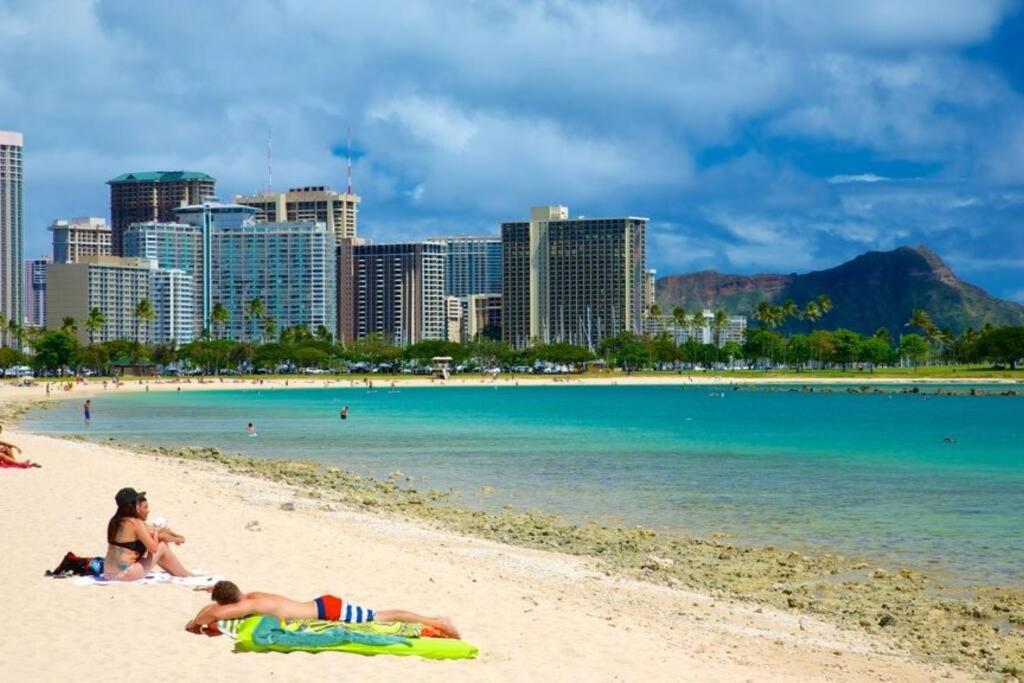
[
  {"xmin": 0, "ymin": 439, "xmax": 40, "ymax": 468},
  {"xmin": 104, "ymin": 487, "xmax": 191, "ymax": 581}
]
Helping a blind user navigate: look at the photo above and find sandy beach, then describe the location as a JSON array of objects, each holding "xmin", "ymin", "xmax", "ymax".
[{"xmin": 1, "ymin": 425, "xmax": 979, "ymax": 682}]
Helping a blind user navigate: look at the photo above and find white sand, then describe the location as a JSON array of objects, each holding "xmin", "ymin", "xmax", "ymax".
[{"xmin": 0, "ymin": 422, "xmax": 970, "ymax": 682}]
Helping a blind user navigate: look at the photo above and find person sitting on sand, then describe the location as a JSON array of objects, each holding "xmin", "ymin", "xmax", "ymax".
[
  {"xmin": 0, "ymin": 439, "xmax": 40, "ymax": 468},
  {"xmin": 185, "ymin": 580, "xmax": 460, "ymax": 639},
  {"xmin": 104, "ymin": 487, "xmax": 191, "ymax": 581}
]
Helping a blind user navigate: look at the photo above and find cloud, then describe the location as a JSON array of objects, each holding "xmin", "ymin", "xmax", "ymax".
[
  {"xmin": 0, "ymin": 0, "xmax": 1021, "ymax": 294},
  {"xmin": 827, "ymin": 173, "xmax": 891, "ymax": 184}
]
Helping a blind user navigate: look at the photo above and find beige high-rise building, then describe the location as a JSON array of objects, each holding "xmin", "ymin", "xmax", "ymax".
[
  {"xmin": 235, "ymin": 186, "xmax": 360, "ymax": 240},
  {"xmin": 46, "ymin": 255, "xmax": 195, "ymax": 345},
  {"xmin": 502, "ymin": 206, "xmax": 647, "ymax": 349},
  {"xmin": 1, "ymin": 130, "xmax": 23, "ymax": 346},
  {"xmin": 50, "ymin": 217, "xmax": 112, "ymax": 263}
]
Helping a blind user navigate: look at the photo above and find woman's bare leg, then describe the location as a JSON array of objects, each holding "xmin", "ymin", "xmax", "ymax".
[{"xmin": 153, "ymin": 542, "xmax": 190, "ymax": 577}]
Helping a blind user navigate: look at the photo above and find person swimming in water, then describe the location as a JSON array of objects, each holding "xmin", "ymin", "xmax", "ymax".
[
  {"xmin": 340, "ymin": 406, "xmax": 349, "ymax": 420},
  {"xmin": 83, "ymin": 400, "xmax": 92, "ymax": 425},
  {"xmin": 247, "ymin": 422, "xmax": 256, "ymax": 436}
]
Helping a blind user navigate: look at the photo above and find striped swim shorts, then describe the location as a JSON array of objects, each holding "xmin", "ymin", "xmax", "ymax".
[{"xmin": 314, "ymin": 594, "xmax": 375, "ymax": 623}]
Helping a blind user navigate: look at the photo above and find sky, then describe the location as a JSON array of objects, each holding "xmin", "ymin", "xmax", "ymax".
[{"xmin": 1, "ymin": 0, "xmax": 1023, "ymax": 302}]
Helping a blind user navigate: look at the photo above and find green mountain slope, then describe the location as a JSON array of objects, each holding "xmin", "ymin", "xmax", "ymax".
[{"xmin": 656, "ymin": 246, "xmax": 1024, "ymax": 335}]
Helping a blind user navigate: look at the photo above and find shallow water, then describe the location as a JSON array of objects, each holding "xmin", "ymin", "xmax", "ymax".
[{"xmin": 23, "ymin": 384, "xmax": 1024, "ymax": 584}]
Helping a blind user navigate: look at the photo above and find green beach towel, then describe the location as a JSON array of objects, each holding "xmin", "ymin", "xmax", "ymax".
[{"xmin": 219, "ymin": 616, "xmax": 478, "ymax": 660}]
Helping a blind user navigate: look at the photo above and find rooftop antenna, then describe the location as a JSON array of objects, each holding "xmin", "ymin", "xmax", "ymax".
[
  {"xmin": 267, "ymin": 127, "xmax": 273, "ymax": 193},
  {"xmin": 346, "ymin": 126, "xmax": 354, "ymax": 195}
]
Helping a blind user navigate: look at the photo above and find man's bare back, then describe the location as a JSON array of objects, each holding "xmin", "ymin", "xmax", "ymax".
[{"xmin": 230, "ymin": 592, "xmax": 318, "ymax": 620}]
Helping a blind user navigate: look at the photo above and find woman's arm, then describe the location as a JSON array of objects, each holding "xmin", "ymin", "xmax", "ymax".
[{"xmin": 129, "ymin": 518, "xmax": 163, "ymax": 554}]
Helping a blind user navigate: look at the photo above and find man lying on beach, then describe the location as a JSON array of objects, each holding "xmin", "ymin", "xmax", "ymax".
[{"xmin": 185, "ymin": 580, "xmax": 460, "ymax": 639}]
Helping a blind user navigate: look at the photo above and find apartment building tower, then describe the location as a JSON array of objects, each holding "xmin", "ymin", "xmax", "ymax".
[
  {"xmin": 235, "ymin": 186, "xmax": 360, "ymax": 240},
  {"xmin": 123, "ymin": 221, "xmax": 204, "ymax": 334},
  {"xmin": 46, "ymin": 256, "xmax": 193, "ymax": 345},
  {"xmin": 336, "ymin": 240, "xmax": 446, "ymax": 346},
  {"xmin": 50, "ymin": 217, "xmax": 112, "ymax": 263},
  {"xmin": 208, "ymin": 220, "xmax": 337, "ymax": 342},
  {"xmin": 23, "ymin": 257, "xmax": 49, "ymax": 327},
  {"xmin": 107, "ymin": 171, "xmax": 215, "ymax": 254},
  {"xmin": 0, "ymin": 130, "xmax": 23, "ymax": 346},
  {"xmin": 437, "ymin": 236, "xmax": 502, "ymax": 297},
  {"xmin": 501, "ymin": 205, "xmax": 647, "ymax": 349}
]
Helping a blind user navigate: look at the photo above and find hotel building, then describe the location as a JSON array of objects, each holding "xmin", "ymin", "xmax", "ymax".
[
  {"xmin": 122, "ymin": 221, "xmax": 204, "ymax": 334},
  {"xmin": 1, "ymin": 130, "xmax": 23, "ymax": 346},
  {"xmin": 50, "ymin": 217, "xmax": 112, "ymax": 263},
  {"xmin": 235, "ymin": 186, "xmax": 360, "ymax": 240},
  {"xmin": 46, "ymin": 256, "xmax": 193, "ymax": 344},
  {"xmin": 437, "ymin": 236, "xmax": 501, "ymax": 297},
  {"xmin": 501, "ymin": 206, "xmax": 647, "ymax": 349},
  {"xmin": 465, "ymin": 293, "xmax": 502, "ymax": 342},
  {"xmin": 208, "ymin": 220, "xmax": 336, "ymax": 342},
  {"xmin": 23, "ymin": 257, "xmax": 49, "ymax": 327},
  {"xmin": 107, "ymin": 171, "xmax": 215, "ymax": 254},
  {"xmin": 337, "ymin": 240, "xmax": 446, "ymax": 346}
]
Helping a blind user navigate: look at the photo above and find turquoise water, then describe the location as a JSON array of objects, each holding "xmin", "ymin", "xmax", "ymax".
[{"xmin": 22, "ymin": 384, "xmax": 1024, "ymax": 584}]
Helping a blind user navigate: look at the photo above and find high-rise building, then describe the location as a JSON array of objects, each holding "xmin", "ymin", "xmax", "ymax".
[
  {"xmin": 173, "ymin": 199, "xmax": 257, "ymax": 333},
  {"xmin": 644, "ymin": 269, "xmax": 656, "ymax": 313},
  {"xmin": 122, "ymin": 221, "xmax": 204, "ymax": 334},
  {"xmin": 436, "ymin": 236, "xmax": 501, "ymax": 297},
  {"xmin": 502, "ymin": 205, "xmax": 647, "ymax": 349},
  {"xmin": 444, "ymin": 295, "xmax": 463, "ymax": 343},
  {"xmin": 209, "ymin": 220, "xmax": 336, "ymax": 342},
  {"xmin": 465, "ymin": 293, "xmax": 502, "ymax": 342},
  {"xmin": 107, "ymin": 171, "xmax": 215, "ymax": 254},
  {"xmin": 46, "ymin": 256, "xmax": 193, "ymax": 344},
  {"xmin": 50, "ymin": 217, "xmax": 112, "ymax": 263},
  {"xmin": 337, "ymin": 241, "xmax": 446, "ymax": 346},
  {"xmin": 235, "ymin": 186, "xmax": 360, "ymax": 240},
  {"xmin": 23, "ymin": 257, "xmax": 49, "ymax": 327},
  {"xmin": 1, "ymin": 130, "xmax": 24, "ymax": 346}
]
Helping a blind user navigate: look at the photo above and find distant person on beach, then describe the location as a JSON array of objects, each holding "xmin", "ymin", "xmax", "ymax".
[
  {"xmin": 83, "ymin": 400, "xmax": 92, "ymax": 425},
  {"xmin": 340, "ymin": 406, "xmax": 349, "ymax": 420},
  {"xmin": 0, "ymin": 439, "xmax": 40, "ymax": 468},
  {"xmin": 185, "ymin": 580, "xmax": 460, "ymax": 638},
  {"xmin": 104, "ymin": 487, "xmax": 191, "ymax": 581}
]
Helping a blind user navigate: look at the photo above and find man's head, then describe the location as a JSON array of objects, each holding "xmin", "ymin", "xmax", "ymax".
[{"xmin": 212, "ymin": 580, "xmax": 243, "ymax": 605}]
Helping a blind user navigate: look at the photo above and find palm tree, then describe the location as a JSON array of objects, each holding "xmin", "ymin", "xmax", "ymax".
[
  {"xmin": 261, "ymin": 315, "xmax": 277, "ymax": 343},
  {"xmin": 905, "ymin": 309, "xmax": 940, "ymax": 365},
  {"xmin": 211, "ymin": 302, "xmax": 230, "ymax": 340},
  {"xmin": 133, "ymin": 298, "xmax": 155, "ymax": 344},
  {"xmin": 7, "ymin": 319, "xmax": 24, "ymax": 350},
  {"xmin": 754, "ymin": 301, "xmax": 774, "ymax": 329},
  {"xmin": 711, "ymin": 309, "xmax": 728, "ymax": 364},
  {"xmin": 689, "ymin": 311, "xmax": 705, "ymax": 345},
  {"xmin": 85, "ymin": 308, "xmax": 106, "ymax": 346},
  {"xmin": 669, "ymin": 306, "xmax": 685, "ymax": 345},
  {"xmin": 245, "ymin": 298, "xmax": 265, "ymax": 343},
  {"xmin": 802, "ymin": 301, "xmax": 821, "ymax": 332},
  {"xmin": 816, "ymin": 294, "xmax": 833, "ymax": 318}
]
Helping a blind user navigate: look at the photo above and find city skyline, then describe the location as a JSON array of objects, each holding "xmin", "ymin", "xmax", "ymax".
[{"xmin": 1, "ymin": 2, "xmax": 1023, "ymax": 305}]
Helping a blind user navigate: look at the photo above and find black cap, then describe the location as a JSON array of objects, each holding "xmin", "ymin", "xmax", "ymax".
[{"xmin": 115, "ymin": 487, "xmax": 145, "ymax": 507}]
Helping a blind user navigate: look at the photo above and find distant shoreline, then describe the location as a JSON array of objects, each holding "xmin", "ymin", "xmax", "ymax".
[{"xmin": 2, "ymin": 369, "xmax": 1022, "ymax": 404}]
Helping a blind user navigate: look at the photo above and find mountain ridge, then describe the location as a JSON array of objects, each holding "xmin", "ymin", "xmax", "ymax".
[{"xmin": 655, "ymin": 245, "xmax": 1024, "ymax": 335}]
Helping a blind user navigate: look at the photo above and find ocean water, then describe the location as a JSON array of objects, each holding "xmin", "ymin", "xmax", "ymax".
[{"xmin": 22, "ymin": 384, "xmax": 1024, "ymax": 584}]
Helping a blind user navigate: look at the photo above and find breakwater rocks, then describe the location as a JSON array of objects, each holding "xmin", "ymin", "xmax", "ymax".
[{"xmin": 106, "ymin": 439, "xmax": 1023, "ymax": 676}]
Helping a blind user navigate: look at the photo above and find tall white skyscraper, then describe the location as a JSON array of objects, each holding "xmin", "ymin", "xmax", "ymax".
[
  {"xmin": 23, "ymin": 257, "xmax": 49, "ymax": 327},
  {"xmin": 0, "ymin": 130, "xmax": 24, "ymax": 345}
]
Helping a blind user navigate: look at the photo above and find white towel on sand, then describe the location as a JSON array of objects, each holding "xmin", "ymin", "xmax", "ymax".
[{"xmin": 71, "ymin": 570, "xmax": 220, "ymax": 587}]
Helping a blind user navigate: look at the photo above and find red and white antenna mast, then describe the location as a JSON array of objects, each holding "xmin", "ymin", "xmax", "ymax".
[
  {"xmin": 346, "ymin": 126, "xmax": 354, "ymax": 195},
  {"xmin": 267, "ymin": 127, "xmax": 273, "ymax": 193}
]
